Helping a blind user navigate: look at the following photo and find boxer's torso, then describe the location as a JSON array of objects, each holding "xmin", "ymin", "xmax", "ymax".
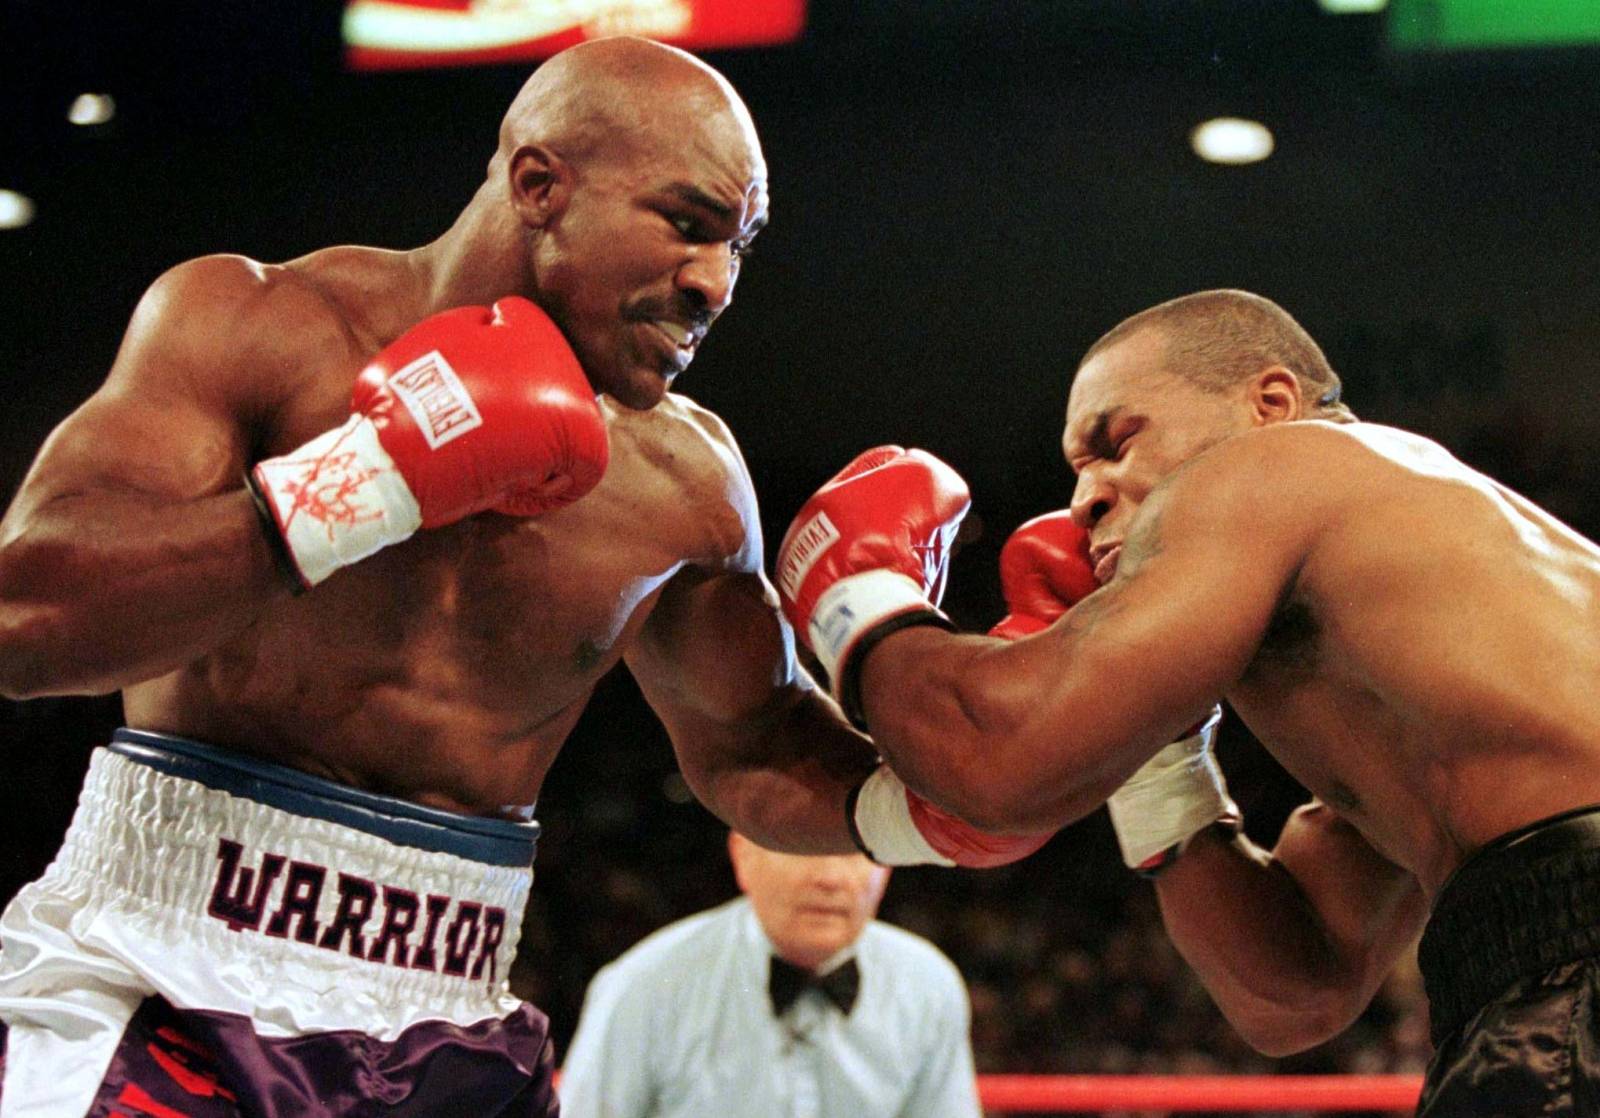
[
  {"xmin": 1221, "ymin": 422, "xmax": 1600, "ymax": 893},
  {"xmin": 121, "ymin": 248, "xmax": 748, "ymax": 817}
]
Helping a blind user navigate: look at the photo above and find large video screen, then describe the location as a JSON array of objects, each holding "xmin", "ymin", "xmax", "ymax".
[{"xmin": 344, "ymin": 0, "xmax": 806, "ymax": 71}]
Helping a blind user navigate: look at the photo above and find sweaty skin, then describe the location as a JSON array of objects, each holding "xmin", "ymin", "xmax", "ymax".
[
  {"xmin": 0, "ymin": 38, "xmax": 875, "ymax": 849},
  {"xmin": 853, "ymin": 317, "xmax": 1600, "ymax": 1051}
]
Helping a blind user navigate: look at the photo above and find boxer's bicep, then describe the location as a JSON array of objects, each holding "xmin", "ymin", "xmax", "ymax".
[
  {"xmin": 1042, "ymin": 523, "xmax": 1286, "ymax": 804},
  {"xmin": 628, "ymin": 417, "xmax": 846, "ymax": 750},
  {"xmin": 0, "ymin": 259, "xmax": 332, "ymax": 696},
  {"xmin": 1042, "ymin": 498, "xmax": 1280, "ymax": 737},
  {"xmin": 20, "ymin": 393, "xmax": 247, "ymax": 516}
]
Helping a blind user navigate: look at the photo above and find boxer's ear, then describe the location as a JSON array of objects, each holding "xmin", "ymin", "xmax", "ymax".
[
  {"xmin": 1249, "ymin": 366, "xmax": 1302, "ymax": 426},
  {"xmin": 508, "ymin": 144, "xmax": 572, "ymax": 230}
]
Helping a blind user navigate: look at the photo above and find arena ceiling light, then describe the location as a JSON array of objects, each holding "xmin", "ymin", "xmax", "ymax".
[
  {"xmin": 0, "ymin": 190, "xmax": 36, "ymax": 230},
  {"xmin": 67, "ymin": 93, "xmax": 116, "ymax": 126},
  {"xmin": 1190, "ymin": 117, "xmax": 1275, "ymax": 165}
]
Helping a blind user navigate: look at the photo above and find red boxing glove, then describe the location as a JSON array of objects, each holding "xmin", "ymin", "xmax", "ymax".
[
  {"xmin": 250, "ymin": 297, "xmax": 608, "ymax": 588},
  {"xmin": 352, "ymin": 296, "xmax": 606, "ymax": 524},
  {"xmin": 776, "ymin": 446, "xmax": 969, "ymax": 721},
  {"xmin": 850, "ymin": 764, "xmax": 1054, "ymax": 867},
  {"xmin": 989, "ymin": 510, "xmax": 1099, "ymax": 640}
]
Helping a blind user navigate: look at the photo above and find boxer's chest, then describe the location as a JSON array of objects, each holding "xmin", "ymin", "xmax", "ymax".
[
  {"xmin": 1229, "ymin": 599, "xmax": 1429, "ymax": 871},
  {"xmin": 329, "ymin": 450, "xmax": 705, "ymax": 702}
]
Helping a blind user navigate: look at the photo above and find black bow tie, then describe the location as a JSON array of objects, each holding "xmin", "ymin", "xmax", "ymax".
[{"xmin": 768, "ymin": 955, "xmax": 859, "ymax": 1017}]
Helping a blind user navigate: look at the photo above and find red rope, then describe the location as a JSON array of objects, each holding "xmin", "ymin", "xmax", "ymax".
[{"xmin": 976, "ymin": 1074, "xmax": 1424, "ymax": 1112}]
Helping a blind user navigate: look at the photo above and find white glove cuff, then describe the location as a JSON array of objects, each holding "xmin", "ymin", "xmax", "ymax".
[
  {"xmin": 807, "ymin": 569, "xmax": 942, "ymax": 697},
  {"xmin": 849, "ymin": 764, "xmax": 955, "ymax": 867},
  {"xmin": 1106, "ymin": 710, "xmax": 1239, "ymax": 872},
  {"xmin": 250, "ymin": 415, "xmax": 424, "ymax": 588}
]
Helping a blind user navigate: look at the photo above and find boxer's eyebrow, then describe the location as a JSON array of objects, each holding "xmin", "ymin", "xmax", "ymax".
[
  {"xmin": 1068, "ymin": 410, "xmax": 1118, "ymax": 463},
  {"xmin": 668, "ymin": 183, "xmax": 735, "ymax": 220},
  {"xmin": 668, "ymin": 183, "xmax": 768, "ymax": 237}
]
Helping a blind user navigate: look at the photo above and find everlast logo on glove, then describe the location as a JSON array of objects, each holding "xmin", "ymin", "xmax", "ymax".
[
  {"xmin": 205, "ymin": 838, "xmax": 508, "ymax": 984},
  {"xmin": 386, "ymin": 350, "xmax": 484, "ymax": 450},
  {"xmin": 776, "ymin": 511, "xmax": 840, "ymax": 601}
]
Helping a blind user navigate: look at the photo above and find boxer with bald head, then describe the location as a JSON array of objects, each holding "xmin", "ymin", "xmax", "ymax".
[
  {"xmin": 780, "ymin": 289, "xmax": 1600, "ymax": 1114},
  {"xmin": 0, "ymin": 37, "xmax": 908, "ymax": 1116}
]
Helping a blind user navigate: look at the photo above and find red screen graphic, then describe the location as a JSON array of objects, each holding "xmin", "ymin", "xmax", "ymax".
[{"xmin": 344, "ymin": 0, "xmax": 807, "ymax": 70}]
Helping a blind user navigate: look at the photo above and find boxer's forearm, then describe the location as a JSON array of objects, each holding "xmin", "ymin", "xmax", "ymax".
[
  {"xmin": 694, "ymin": 761, "xmax": 861, "ymax": 855},
  {"xmin": 675, "ymin": 688, "xmax": 880, "ymax": 855},
  {"xmin": 1152, "ymin": 827, "xmax": 1374, "ymax": 1056},
  {"xmin": 856, "ymin": 626, "xmax": 1131, "ymax": 833},
  {"xmin": 632, "ymin": 561, "xmax": 884, "ymax": 853},
  {"xmin": 0, "ymin": 488, "xmax": 287, "ymax": 697},
  {"xmin": 1157, "ymin": 802, "xmax": 1427, "ymax": 1055}
]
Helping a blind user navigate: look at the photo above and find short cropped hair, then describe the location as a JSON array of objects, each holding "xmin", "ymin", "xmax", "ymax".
[{"xmin": 1080, "ymin": 289, "xmax": 1354, "ymax": 421}]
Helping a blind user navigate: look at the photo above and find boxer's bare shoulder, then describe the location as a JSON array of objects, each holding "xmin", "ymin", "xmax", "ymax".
[
  {"xmin": 1115, "ymin": 419, "xmax": 1469, "ymax": 597},
  {"xmin": 5, "ymin": 255, "xmax": 354, "ymax": 529},
  {"xmin": 1165, "ymin": 419, "xmax": 1389, "ymax": 504},
  {"xmin": 604, "ymin": 390, "xmax": 756, "ymax": 570},
  {"xmin": 130, "ymin": 254, "xmax": 361, "ymax": 373},
  {"xmin": 1185, "ymin": 417, "xmax": 1498, "ymax": 507},
  {"xmin": 93, "ymin": 255, "xmax": 370, "ymax": 460},
  {"xmin": 1102, "ymin": 421, "xmax": 1362, "ymax": 600}
]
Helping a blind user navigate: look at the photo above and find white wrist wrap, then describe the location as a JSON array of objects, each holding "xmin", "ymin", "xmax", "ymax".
[
  {"xmin": 852, "ymin": 765, "xmax": 956, "ymax": 867},
  {"xmin": 1106, "ymin": 708, "xmax": 1238, "ymax": 871},
  {"xmin": 808, "ymin": 569, "xmax": 939, "ymax": 697},
  {"xmin": 251, "ymin": 415, "xmax": 424, "ymax": 588}
]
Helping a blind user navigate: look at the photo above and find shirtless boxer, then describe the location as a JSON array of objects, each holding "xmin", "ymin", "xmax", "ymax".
[
  {"xmin": 778, "ymin": 289, "xmax": 1600, "ymax": 1115},
  {"xmin": 0, "ymin": 36, "xmax": 1041, "ymax": 1117}
]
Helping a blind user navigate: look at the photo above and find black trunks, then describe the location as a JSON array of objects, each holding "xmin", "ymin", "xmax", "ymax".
[{"xmin": 1416, "ymin": 804, "xmax": 1600, "ymax": 1116}]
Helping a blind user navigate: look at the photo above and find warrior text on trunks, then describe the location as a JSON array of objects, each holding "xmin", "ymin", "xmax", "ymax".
[{"xmin": 205, "ymin": 838, "xmax": 508, "ymax": 983}]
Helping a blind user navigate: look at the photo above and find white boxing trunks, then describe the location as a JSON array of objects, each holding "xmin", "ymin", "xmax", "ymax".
[{"xmin": 0, "ymin": 729, "xmax": 556, "ymax": 1117}]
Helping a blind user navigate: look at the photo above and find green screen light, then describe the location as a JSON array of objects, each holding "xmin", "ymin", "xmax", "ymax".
[{"xmin": 1390, "ymin": 0, "xmax": 1600, "ymax": 52}]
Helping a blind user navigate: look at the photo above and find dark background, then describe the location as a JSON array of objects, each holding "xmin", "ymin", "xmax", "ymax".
[{"xmin": 3, "ymin": 0, "xmax": 1598, "ymax": 1091}]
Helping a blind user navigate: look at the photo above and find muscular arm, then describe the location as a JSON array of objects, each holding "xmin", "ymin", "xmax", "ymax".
[
  {"xmin": 629, "ymin": 565, "xmax": 879, "ymax": 852},
  {"xmin": 626, "ymin": 422, "xmax": 879, "ymax": 853},
  {"xmin": 1155, "ymin": 802, "xmax": 1427, "ymax": 1055},
  {"xmin": 856, "ymin": 439, "xmax": 1316, "ymax": 832},
  {"xmin": 0, "ymin": 257, "xmax": 317, "ymax": 697}
]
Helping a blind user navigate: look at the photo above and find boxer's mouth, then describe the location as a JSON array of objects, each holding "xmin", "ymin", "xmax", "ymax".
[
  {"xmin": 1092, "ymin": 544, "xmax": 1122, "ymax": 584},
  {"xmin": 651, "ymin": 318, "xmax": 701, "ymax": 352}
]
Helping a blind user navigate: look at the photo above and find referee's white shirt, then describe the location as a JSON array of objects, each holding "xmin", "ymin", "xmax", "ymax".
[{"xmin": 559, "ymin": 897, "xmax": 982, "ymax": 1118}]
